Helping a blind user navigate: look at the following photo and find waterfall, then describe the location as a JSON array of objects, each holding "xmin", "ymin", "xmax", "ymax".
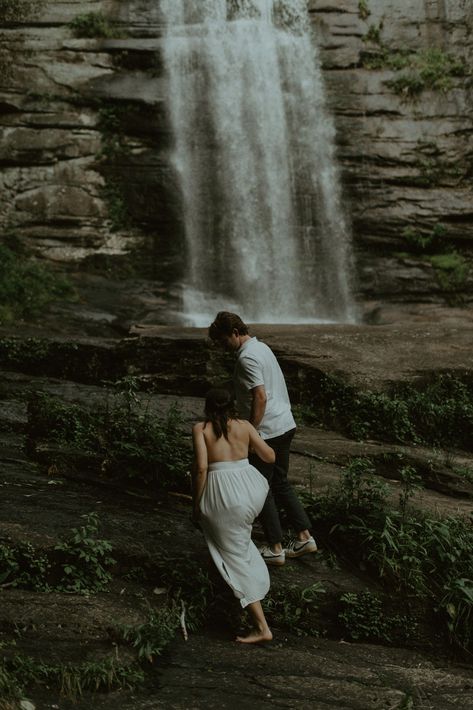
[{"xmin": 161, "ymin": 0, "xmax": 356, "ymax": 325}]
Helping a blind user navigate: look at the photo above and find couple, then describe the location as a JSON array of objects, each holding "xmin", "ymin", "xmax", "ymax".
[{"xmin": 191, "ymin": 312, "xmax": 316, "ymax": 644}]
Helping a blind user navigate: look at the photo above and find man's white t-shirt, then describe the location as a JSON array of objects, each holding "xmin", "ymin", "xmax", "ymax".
[{"xmin": 234, "ymin": 337, "xmax": 296, "ymax": 440}]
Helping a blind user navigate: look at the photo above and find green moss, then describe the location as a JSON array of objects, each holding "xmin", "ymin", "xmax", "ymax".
[
  {"xmin": 0, "ymin": 243, "xmax": 75, "ymax": 326},
  {"xmin": 0, "ymin": 0, "xmax": 43, "ymax": 22},
  {"xmin": 96, "ymin": 105, "xmax": 136, "ymax": 231},
  {"xmin": 361, "ymin": 47, "xmax": 411, "ymax": 70},
  {"xmin": 414, "ymin": 155, "xmax": 463, "ymax": 187},
  {"xmin": 385, "ymin": 48, "xmax": 468, "ymax": 97},
  {"xmin": 102, "ymin": 181, "xmax": 132, "ymax": 232},
  {"xmin": 358, "ymin": 0, "xmax": 371, "ymax": 20},
  {"xmin": 401, "ymin": 223, "xmax": 446, "ymax": 253},
  {"xmin": 69, "ymin": 12, "xmax": 117, "ymax": 39},
  {"xmin": 397, "ymin": 222, "xmax": 471, "ymax": 302},
  {"xmin": 428, "ymin": 251, "xmax": 470, "ymax": 302},
  {"xmin": 363, "ymin": 23, "xmax": 383, "ymax": 44},
  {"xmin": 362, "ymin": 46, "xmax": 468, "ymax": 97}
]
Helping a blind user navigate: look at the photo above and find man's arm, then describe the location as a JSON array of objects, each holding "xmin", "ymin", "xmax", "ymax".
[{"xmin": 250, "ymin": 384, "xmax": 267, "ymax": 429}]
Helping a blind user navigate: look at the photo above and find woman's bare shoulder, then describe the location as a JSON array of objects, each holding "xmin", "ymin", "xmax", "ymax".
[
  {"xmin": 233, "ymin": 418, "xmax": 255, "ymax": 434},
  {"xmin": 192, "ymin": 421, "xmax": 205, "ymax": 433}
]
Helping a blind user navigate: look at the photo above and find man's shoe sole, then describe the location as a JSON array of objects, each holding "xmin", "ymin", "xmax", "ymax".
[
  {"xmin": 262, "ymin": 556, "xmax": 285, "ymax": 566},
  {"xmin": 285, "ymin": 543, "xmax": 318, "ymax": 558}
]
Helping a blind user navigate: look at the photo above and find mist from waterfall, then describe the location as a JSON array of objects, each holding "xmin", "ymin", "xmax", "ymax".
[{"xmin": 161, "ymin": 0, "xmax": 356, "ymax": 325}]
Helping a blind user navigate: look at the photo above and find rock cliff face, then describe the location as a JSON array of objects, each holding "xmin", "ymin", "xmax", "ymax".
[
  {"xmin": 1, "ymin": 0, "xmax": 472, "ymax": 309},
  {"xmin": 311, "ymin": 0, "xmax": 473, "ymax": 306}
]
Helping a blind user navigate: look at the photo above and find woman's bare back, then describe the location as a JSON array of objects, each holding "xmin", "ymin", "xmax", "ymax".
[{"xmin": 201, "ymin": 418, "xmax": 250, "ymax": 463}]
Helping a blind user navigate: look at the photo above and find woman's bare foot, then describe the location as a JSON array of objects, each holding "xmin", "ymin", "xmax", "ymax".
[{"xmin": 235, "ymin": 628, "xmax": 273, "ymax": 644}]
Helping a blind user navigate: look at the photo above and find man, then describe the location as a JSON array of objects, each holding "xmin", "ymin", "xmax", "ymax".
[{"xmin": 208, "ymin": 311, "xmax": 317, "ymax": 566}]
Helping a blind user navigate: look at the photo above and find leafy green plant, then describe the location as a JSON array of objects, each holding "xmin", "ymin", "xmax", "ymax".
[
  {"xmin": 0, "ymin": 663, "xmax": 23, "ymax": 706},
  {"xmin": 363, "ymin": 23, "xmax": 382, "ymax": 44},
  {"xmin": 361, "ymin": 47, "xmax": 411, "ymax": 71},
  {"xmin": 69, "ymin": 12, "xmax": 116, "ymax": 39},
  {"xmin": 96, "ymin": 105, "xmax": 136, "ymax": 231},
  {"xmin": 398, "ymin": 465, "xmax": 423, "ymax": 518},
  {"xmin": 386, "ymin": 48, "xmax": 467, "ymax": 97},
  {"xmin": 263, "ymin": 582, "xmax": 326, "ymax": 635},
  {"xmin": 398, "ymin": 223, "xmax": 470, "ymax": 303},
  {"xmin": 1, "ymin": 654, "xmax": 143, "ymax": 702},
  {"xmin": 101, "ymin": 181, "xmax": 132, "ymax": 232},
  {"xmin": 339, "ymin": 590, "xmax": 416, "ymax": 642},
  {"xmin": 306, "ymin": 462, "xmax": 473, "ymax": 651},
  {"xmin": 401, "ymin": 223, "xmax": 447, "ymax": 253},
  {"xmin": 161, "ymin": 559, "xmax": 214, "ymax": 631},
  {"xmin": 121, "ymin": 603, "xmax": 180, "ymax": 662},
  {"xmin": 429, "ymin": 251, "xmax": 470, "ymax": 299},
  {"xmin": 299, "ymin": 373, "xmax": 473, "ymax": 450},
  {"xmin": 27, "ymin": 388, "xmax": 192, "ymax": 491},
  {"xmin": 54, "ymin": 513, "xmax": 115, "ymax": 594},
  {"xmin": 0, "ymin": 515, "xmax": 114, "ymax": 594},
  {"xmin": 358, "ymin": 0, "xmax": 370, "ymax": 20},
  {"xmin": 0, "ymin": 541, "xmax": 51, "ymax": 591},
  {"xmin": 0, "ymin": 244, "xmax": 75, "ymax": 326},
  {"xmin": 414, "ymin": 154, "xmax": 463, "ymax": 186},
  {"xmin": 452, "ymin": 465, "xmax": 473, "ymax": 483},
  {"xmin": 335, "ymin": 458, "xmax": 389, "ymax": 513}
]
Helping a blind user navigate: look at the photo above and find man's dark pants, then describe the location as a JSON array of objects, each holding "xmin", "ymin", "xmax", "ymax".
[{"xmin": 249, "ymin": 428, "xmax": 311, "ymax": 545}]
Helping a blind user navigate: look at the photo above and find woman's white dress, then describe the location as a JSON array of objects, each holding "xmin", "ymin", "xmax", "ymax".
[{"xmin": 199, "ymin": 458, "xmax": 270, "ymax": 608}]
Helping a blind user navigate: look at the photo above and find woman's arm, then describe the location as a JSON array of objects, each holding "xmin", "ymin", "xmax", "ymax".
[
  {"xmin": 191, "ymin": 423, "xmax": 208, "ymax": 520},
  {"xmin": 247, "ymin": 422, "xmax": 275, "ymax": 464}
]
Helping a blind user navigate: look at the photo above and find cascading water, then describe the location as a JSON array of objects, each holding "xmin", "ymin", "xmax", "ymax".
[{"xmin": 161, "ymin": 0, "xmax": 356, "ymax": 325}]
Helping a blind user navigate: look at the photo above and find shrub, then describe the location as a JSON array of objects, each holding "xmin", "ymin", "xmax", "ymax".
[
  {"xmin": 429, "ymin": 251, "xmax": 470, "ymax": 296},
  {"xmin": 0, "ymin": 244, "xmax": 74, "ymax": 326},
  {"xmin": 0, "ymin": 541, "xmax": 51, "ymax": 591},
  {"xmin": 339, "ymin": 590, "xmax": 416, "ymax": 643},
  {"xmin": 0, "ymin": 514, "xmax": 115, "ymax": 595},
  {"xmin": 307, "ymin": 461, "xmax": 473, "ymax": 651},
  {"xmin": 358, "ymin": 0, "xmax": 370, "ymax": 20},
  {"xmin": 263, "ymin": 582, "xmax": 326, "ymax": 635},
  {"xmin": 1, "ymin": 654, "xmax": 143, "ymax": 702},
  {"xmin": 363, "ymin": 23, "xmax": 382, "ymax": 44},
  {"xmin": 120, "ymin": 604, "xmax": 181, "ymax": 662},
  {"xmin": 54, "ymin": 513, "xmax": 116, "ymax": 594},
  {"xmin": 401, "ymin": 223, "xmax": 447, "ymax": 253},
  {"xmin": 27, "ymin": 385, "xmax": 192, "ymax": 490},
  {"xmin": 69, "ymin": 12, "xmax": 115, "ymax": 39},
  {"xmin": 299, "ymin": 373, "xmax": 473, "ymax": 450},
  {"xmin": 385, "ymin": 48, "xmax": 468, "ymax": 97}
]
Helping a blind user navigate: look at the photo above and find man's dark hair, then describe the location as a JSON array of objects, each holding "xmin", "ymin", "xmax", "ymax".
[{"xmin": 208, "ymin": 311, "xmax": 249, "ymax": 340}]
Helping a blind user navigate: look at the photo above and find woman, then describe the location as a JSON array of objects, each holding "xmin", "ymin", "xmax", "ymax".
[{"xmin": 192, "ymin": 387, "xmax": 275, "ymax": 644}]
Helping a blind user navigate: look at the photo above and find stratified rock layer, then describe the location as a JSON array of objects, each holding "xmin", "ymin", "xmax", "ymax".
[{"xmin": 0, "ymin": 0, "xmax": 472, "ymax": 306}]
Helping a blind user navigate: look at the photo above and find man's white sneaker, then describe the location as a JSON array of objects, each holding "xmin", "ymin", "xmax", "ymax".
[
  {"xmin": 285, "ymin": 536, "xmax": 318, "ymax": 558},
  {"xmin": 259, "ymin": 545, "xmax": 285, "ymax": 566}
]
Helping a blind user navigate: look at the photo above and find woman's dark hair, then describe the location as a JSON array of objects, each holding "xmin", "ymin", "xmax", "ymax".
[{"xmin": 204, "ymin": 387, "xmax": 236, "ymax": 440}]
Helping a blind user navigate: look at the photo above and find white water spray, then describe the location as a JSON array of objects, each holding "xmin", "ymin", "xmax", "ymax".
[{"xmin": 161, "ymin": 0, "xmax": 356, "ymax": 325}]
